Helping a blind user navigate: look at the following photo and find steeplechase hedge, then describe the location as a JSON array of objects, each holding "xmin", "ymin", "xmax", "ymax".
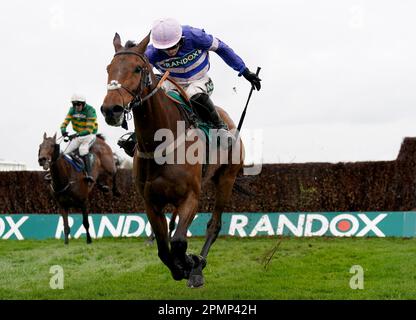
[{"xmin": 2, "ymin": 137, "xmax": 416, "ymax": 213}]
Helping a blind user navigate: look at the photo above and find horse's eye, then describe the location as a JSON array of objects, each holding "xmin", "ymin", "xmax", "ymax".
[{"xmin": 135, "ymin": 66, "xmax": 142, "ymax": 73}]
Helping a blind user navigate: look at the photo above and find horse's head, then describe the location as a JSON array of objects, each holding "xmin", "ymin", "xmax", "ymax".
[
  {"xmin": 101, "ymin": 33, "xmax": 152, "ymax": 127},
  {"xmin": 38, "ymin": 132, "xmax": 58, "ymax": 170}
]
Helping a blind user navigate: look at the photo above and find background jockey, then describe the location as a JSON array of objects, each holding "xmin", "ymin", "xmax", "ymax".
[
  {"xmin": 145, "ymin": 18, "xmax": 261, "ymax": 146},
  {"xmin": 60, "ymin": 94, "xmax": 98, "ymax": 182}
]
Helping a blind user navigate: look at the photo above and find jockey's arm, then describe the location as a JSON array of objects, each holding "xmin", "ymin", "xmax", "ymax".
[
  {"xmin": 192, "ymin": 27, "xmax": 261, "ymax": 90},
  {"xmin": 190, "ymin": 27, "xmax": 247, "ymax": 75},
  {"xmin": 60, "ymin": 110, "xmax": 73, "ymax": 135}
]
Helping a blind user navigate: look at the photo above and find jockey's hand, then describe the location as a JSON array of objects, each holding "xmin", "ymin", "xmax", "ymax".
[
  {"xmin": 242, "ymin": 68, "xmax": 261, "ymax": 91},
  {"xmin": 62, "ymin": 131, "xmax": 69, "ymax": 138},
  {"xmin": 68, "ymin": 133, "xmax": 79, "ymax": 140}
]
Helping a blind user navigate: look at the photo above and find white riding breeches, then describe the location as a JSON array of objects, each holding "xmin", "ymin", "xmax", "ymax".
[
  {"xmin": 162, "ymin": 76, "xmax": 214, "ymax": 99},
  {"xmin": 65, "ymin": 134, "xmax": 96, "ymax": 156}
]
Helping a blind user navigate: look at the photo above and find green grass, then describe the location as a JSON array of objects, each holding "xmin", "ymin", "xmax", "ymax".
[{"xmin": 0, "ymin": 237, "xmax": 415, "ymax": 299}]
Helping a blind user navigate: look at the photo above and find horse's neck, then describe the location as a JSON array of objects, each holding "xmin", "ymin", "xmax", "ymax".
[
  {"xmin": 50, "ymin": 148, "xmax": 70, "ymax": 190},
  {"xmin": 133, "ymin": 88, "xmax": 180, "ymax": 153}
]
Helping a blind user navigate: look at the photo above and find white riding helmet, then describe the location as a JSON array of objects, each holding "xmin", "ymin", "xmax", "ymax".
[
  {"xmin": 71, "ymin": 94, "xmax": 86, "ymax": 103},
  {"xmin": 151, "ymin": 18, "xmax": 182, "ymax": 49}
]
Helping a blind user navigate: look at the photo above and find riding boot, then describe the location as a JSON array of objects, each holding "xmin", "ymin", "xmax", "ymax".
[
  {"xmin": 82, "ymin": 154, "xmax": 95, "ymax": 183},
  {"xmin": 190, "ymin": 93, "xmax": 236, "ymax": 149}
]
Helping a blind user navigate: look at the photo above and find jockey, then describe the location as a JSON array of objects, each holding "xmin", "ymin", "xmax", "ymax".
[
  {"xmin": 60, "ymin": 94, "xmax": 98, "ymax": 182},
  {"xmin": 145, "ymin": 18, "xmax": 261, "ymax": 147}
]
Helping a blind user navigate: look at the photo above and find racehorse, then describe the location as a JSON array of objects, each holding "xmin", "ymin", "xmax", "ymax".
[
  {"xmin": 100, "ymin": 33, "xmax": 244, "ymax": 288},
  {"xmin": 38, "ymin": 133, "xmax": 119, "ymax": 244}
]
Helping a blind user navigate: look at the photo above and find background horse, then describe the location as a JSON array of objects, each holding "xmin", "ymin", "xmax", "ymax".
[
  {"xmin": 38, "ymin": 133, "xmax": 119, "ymax": 244},
  {"xmin": 100, "ymin": 33, "xmax": 244, "ymax": 288}
]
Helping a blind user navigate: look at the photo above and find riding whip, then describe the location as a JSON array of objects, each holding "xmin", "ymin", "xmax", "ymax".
[{"xmin": 236, "ymin": 66, "xmax": 261, "ymax": 138}]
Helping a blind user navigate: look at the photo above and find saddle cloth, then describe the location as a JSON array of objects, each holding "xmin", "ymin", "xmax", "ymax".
[
  {"xmin": 166, "ymin": 90, "xmax": 213, "ymax": 142},
  {"xmin": 63, "ymin": 154, "xmax": 84, "ymax": 172}
]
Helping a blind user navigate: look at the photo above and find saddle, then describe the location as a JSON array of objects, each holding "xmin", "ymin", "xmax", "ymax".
[
  {"xmin": 63, "ymin": 153, "xmax": 96, "ymax": 172},
  {"xmin": 157, "ymin": 75, "xmax": 217, "ymax": 136},
  {"xmin": 165, "ymin": 90, "xmax": 214, "ymax": 140}
]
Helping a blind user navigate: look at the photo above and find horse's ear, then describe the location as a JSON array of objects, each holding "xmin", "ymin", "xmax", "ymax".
[
  {"xmin": 136, "ymin": 32, "xmax": 151, "ymax": 54},
  {"xmin": 53, "ymin": 133, "xmax": 57, "ymax": 142},
  {"xmin": 113, "ymin": 32, "xmax": 123, "ymax": 52},
  {"xmin": 43, "ymin": 132, "xmax": 47, "ymax": 140}
]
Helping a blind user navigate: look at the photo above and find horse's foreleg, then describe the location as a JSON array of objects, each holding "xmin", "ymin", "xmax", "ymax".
[
  {"xmin": 62, "ymin": 210, "xmax": 70, "ymax": 245},
  {"xmin": 170, "ymin": 193, "xmax": 199, "ymax": 283},
  {"xmin": 145, "ymin": 204, "xmax": 182, "ymax": 280},
  {"xmin": 81, "ymin": 205, "xmax": 92, "ymax": 244}
]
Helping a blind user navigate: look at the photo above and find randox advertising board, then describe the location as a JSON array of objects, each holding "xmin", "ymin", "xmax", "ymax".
[{"xmin": 0, "ymin": 212, "xmax": 416, "ymax": 240}]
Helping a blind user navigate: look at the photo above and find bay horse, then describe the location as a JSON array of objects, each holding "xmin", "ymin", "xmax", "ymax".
[
  {"xmin": 100, "ymin": 33, "xmax": 244, "ymax": 288},
  {"xmin": 38, "ymin": 133, "xmax": 119, "ymax": 244}
]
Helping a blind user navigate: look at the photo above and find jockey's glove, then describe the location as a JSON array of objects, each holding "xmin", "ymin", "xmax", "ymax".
[
  {"xmin": 242, "ymin": 68, "xmax": 262, "ymax": 91},
  {"xmin": 62, "ymin": 131, "xmax": 69, "ymax": 138}
]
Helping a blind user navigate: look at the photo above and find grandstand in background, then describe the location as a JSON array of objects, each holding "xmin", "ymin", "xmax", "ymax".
[{"xmin": 0, "ymin": 159, "xmax": 27, "ymax": 171}]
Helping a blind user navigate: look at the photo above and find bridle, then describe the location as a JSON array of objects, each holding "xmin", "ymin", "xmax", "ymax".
[{"xmin": 107, "ymin": 50, "xmax": 169, "ymax": 129}]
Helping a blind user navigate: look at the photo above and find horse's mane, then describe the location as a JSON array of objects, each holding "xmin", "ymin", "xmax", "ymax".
[{"xmin": 125, "ymin": 41, "xmax": 137, "ymax": 49}]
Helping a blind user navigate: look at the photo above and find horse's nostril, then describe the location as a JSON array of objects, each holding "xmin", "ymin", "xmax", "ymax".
[{"xmin": 113, "ymin": 105, "xmax": 124, "ymax": 114}]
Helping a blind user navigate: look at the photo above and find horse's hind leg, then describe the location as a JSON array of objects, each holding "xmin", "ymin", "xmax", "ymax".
[
  {"xmin": 146, "ymin": 230, "xmax": 155, "ymax": 246},
  {"xmin": 62, "ymin": 210, "xmax": 70, "ymax": 245},
  {"xmin": 81, "ymin": 205, "xmax": 92, "ymax": 244},
  {"xmin": 188, "ymin": 167, "xmax": 238, "ymax": 288}
]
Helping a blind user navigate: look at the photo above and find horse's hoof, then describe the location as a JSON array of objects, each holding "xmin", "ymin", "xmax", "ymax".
[
  {"xmin": 171, "ymin": 270, "xmax": 185, "ymax": 281},
  {"xmin": 187, "ymin": 274, "xmax": 204, "ymax": 288},
  {"xmin": 87, "ymin": 240, "xmax": 92, "ymax": 245}
]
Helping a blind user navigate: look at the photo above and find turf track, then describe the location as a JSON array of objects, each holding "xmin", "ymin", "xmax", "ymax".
[{"xmin": 0, "ymin": 237, "xmax": 415, "ymax": 299}]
